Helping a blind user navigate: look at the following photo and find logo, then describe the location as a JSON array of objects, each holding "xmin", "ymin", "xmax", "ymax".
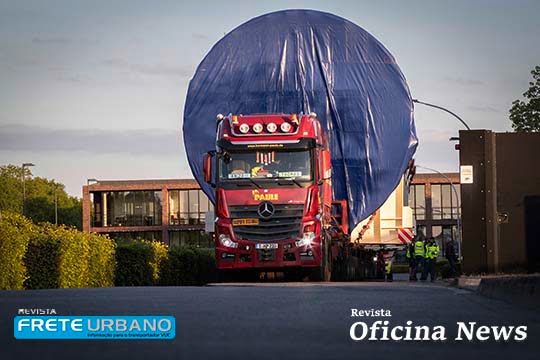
[
  {"xmin": 14, "ymin": 316, "xmax": 175, "ymax": 340},
  {"xmin": 252, "ymin": 189, "xmax": 278, "ymax": 201},
  {"xmin": 258, "ymin": 201, "xmax": 275, "ymax": 219}
]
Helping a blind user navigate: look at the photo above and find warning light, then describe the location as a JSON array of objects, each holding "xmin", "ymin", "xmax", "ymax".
[
  {"xmin": 239, "ymin": 123, "xmax": 250, "ymax": 134},
  {"xmin": 266, "ymin": 122, "xmax": 277, "ymax": 133},
  {"xmin": 280, "ymin": 122, "xmax": 292, "ymax": 133}
]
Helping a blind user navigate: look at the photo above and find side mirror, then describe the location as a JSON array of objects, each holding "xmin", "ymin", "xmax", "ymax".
[
  {"xmin": 203, "ymin": 152, "xmax": 214, "ymax": 184},
  {"xmin": 320, "ymin": 150, "xmax": 332, "ymax": 180}
]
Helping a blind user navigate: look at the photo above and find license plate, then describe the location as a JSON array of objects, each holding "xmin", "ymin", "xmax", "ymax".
[
  {"xmin": 232, "ymin": 218, "xmax": 259, "ymax": 226},
  {"xmin": 255, "ymin": 243, "xmax": 278, "ymax": 250}
]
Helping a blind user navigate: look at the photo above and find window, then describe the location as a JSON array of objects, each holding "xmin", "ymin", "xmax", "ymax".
[
  {"xmin": 104, "ymin": 231, "xmax": 162, "ymax": 242},
  {"xmin": 219, "ymin": 150, "xmax": 312, "ymax": 181},
  {"xmin": 169, "ymin": 190, "xmax": 214, "ymax": 225},
  {"xmin": 169, "ymin": 230, "xmax": 214, "ymax": 248},
  {"xmin": 101, "ymin": 190, "xmax": 162, "ymax": 227},
  {"xmin": 408, "ymin": 184, "xmax": 425, "ymax": 220},
  {"xmin": 432, "ymin": 225, "xmax": 456, "ymax": 257},
  {"xmin": 431, "ymin": 184, "xmax": 460, "ymax": 220}
]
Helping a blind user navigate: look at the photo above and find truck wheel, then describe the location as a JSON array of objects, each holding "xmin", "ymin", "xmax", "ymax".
[{"xmin": 309, "ymin": 238, "xmax": 332, "ymax": 282}]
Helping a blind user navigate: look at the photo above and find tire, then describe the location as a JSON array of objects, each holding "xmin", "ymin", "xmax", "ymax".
[{"xmin": 308, "ymin": 233, "xmax": 332, "ymax": 282}]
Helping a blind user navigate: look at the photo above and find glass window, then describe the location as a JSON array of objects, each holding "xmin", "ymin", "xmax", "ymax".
[
  {"xmin": 169, "ymin": 230, "xmax": 215, "ymax": 249},
  {"xmin": 179, "ymin": 191, "xmax": 189, "ymax": 224},
  {"xmin": 452, "ymin": 184, "xmax": 461, "ymax": 219},
  {"xmin": 431, "ymin": 185, "xmax": 442, "ymax": 220},
  {"xmin": 432, "ymin": 183, "xmax": 460, "ymax": 220},
  {"xmin": 189, "ymin": 190, "xmax": 199, "ymax": 224},
  {"xmin": 90, "ymin": 192, "xmax": 103, "ymax": 227},
  {"xmin": 416, "ymin": 225, "xmax": 427, "ymax": 237},
  {"xmin": 219, "ymin": 150, "xmax": 312, "ymax": 181},
  {"xmin": 105, "ymin": 231, "xmax": 162, "ymax": 242},
  {"xmin": 441, "ymin": 185, "xmax": 452, "ymax": 219},
  {"xmin": 409, "ymin": 184, "xmax": 425, "ymax": 220},
  {"xmin": 432, "ymin": 225, "xmax": 455, "ymax": 257},
  {"xmin": 103, "ymin": 190, "xmax": 162, "ymax": 227},
  {"xmin": 169, "ymin": 190, "xmax": 179, "ymax": 225}
]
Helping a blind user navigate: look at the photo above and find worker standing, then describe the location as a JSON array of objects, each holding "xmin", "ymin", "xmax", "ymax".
[
  {"xmin": 411, "ymin": 233, "xmax": 425, "ymax": 281},
  {"xmin": 445, "ymin": 239, "xmax": 456, "ymax": 278},
  {"xmin": 424, "ymin": 238, "xmax": 440, "ymax": 282}
]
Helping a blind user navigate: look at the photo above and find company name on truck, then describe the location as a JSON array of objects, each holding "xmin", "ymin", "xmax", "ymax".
[{"xmin": 252, "ymin": 190, "xmax": 279, "ymax": 201}]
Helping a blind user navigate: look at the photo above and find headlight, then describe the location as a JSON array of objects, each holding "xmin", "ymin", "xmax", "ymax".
[
  {"xmin": 295, "ymin": 231, "xmax": 315, "ymax": 247},
  {"xmin": 266, "ymin": 122, "xmax": 277, "ymax": 133},
  {"xmin": 239, "ymin": 123, "xmax": 250, "ymax": 134},
  {"xmin": 280, "ymin": 122, "xmax": 292, "ymax": 133},
  {"xmin": 252, "ymin": 123, "xmax": 263, "ymax": 133},
  {"xmin": 219, "ymin": 234, "xmax": 238, "ymax": 248}
]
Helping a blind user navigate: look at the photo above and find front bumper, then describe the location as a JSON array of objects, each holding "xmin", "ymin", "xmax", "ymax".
[{"xmin": 216, "ymin": 238, "xmax": 322, "ymax": 270}]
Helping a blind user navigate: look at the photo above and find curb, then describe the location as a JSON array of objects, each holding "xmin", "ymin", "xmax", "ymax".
[{"xmin": 477, "ymin": 275, "xmax": 540, "ymax": 309}]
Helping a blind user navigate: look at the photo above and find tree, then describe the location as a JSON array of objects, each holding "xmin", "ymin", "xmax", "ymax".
[
  {"xmin": 510, "ymin": 65, "xmax": 540, "ymax": 132},
  {"xmin": 0, "ymin": 165, "xmax": 82, "ymax": 229}
]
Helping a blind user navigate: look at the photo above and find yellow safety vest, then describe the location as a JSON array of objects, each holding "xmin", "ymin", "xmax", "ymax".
[
  {"xmin": 385, "ymin": 260, "xmax": 392, "ymax": 274},
  {"xmin": 426, "ymin": 244, "xmax": 440, "ymax": 259},
  {"xmin": 414, "ymin": 241, "xmax": 425, "ymax": 257}
]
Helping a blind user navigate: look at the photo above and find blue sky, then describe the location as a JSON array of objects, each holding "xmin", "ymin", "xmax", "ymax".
[{"xmin": 1, "ymin": 0, "xmax": 539, "ymax": 195}]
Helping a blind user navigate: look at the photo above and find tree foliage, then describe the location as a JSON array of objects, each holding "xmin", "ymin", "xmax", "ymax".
[
  {"xmin": 510, "ymin": 65, "xmax": 540, "ymax": 132},
  {"xmin": 0, "ymin": 164, "xmax": 82, "ymax": 229}
]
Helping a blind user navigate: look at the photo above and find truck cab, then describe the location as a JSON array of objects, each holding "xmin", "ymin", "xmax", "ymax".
[{"xmin": 202, "ymin": 113, "xmax": 334, "ymax": 279}]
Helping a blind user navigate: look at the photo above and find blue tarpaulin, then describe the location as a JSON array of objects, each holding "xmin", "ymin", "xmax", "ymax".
[{"xmin": 183, "ymin": 9, "xmax": 417, "ymax": 230}]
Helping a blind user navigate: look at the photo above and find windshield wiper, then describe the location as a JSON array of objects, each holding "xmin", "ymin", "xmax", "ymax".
[
  {"xmin": 277, "ymin": 178, "xmax": 302, "ymax": 188},
  {"xmin": 234, "ymin": 178, "xmax": 262, "ymax": 188}
]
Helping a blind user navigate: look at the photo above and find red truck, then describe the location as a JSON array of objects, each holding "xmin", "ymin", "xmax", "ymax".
[{"xmin": 202, "ymin": 113, "xmax": 414, "ymax": 281}]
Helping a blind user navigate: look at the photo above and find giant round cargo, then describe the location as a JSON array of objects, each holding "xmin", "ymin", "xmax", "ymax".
[{"xmin": 183, "ymin": 9, "xmax": 418, "ymax": 230}]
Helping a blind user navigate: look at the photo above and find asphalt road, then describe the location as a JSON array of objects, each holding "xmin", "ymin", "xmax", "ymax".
[{"xmin": 1, "ymin": 280, "xmax": 539, "ymax": 360}]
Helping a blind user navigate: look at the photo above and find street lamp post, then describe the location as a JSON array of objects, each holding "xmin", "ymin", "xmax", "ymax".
[
  {"xmin": 22, "ymin": 163, "xmax": 35, "ymax": 216},
  {"xmin": 412, "ymin": 99, "xmax": 471, "ymax": 130},
  {"xmin": 54, "ymin": 181, "xmax": 58, "ymax": 225},
  {"xmin": 416, "ymin": 165, "xmax": 462, "ymax": 260}
]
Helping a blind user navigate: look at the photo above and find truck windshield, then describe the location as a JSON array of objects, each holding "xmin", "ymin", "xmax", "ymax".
[{"xmin": 219, "ymin": 150, "xmax": 312, "ymax": 181}]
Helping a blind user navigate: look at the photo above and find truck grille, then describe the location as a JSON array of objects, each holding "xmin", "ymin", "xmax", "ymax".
[{"xmin": 229, "ymin": 204, "xmax": 304, "ymax": 241}]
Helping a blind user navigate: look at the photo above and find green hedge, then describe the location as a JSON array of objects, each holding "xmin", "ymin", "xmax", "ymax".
[
  {"xmin": 159, "ymin": 247, "xmax": 216, "ymax": 286},
  {"xmin": 0, "ymin": 212, "xmax": 35, "ymax": 290},
  {"xmin": 0, "ymin": 211, "xmax": 115, "ymax": 290},
  {"xmin": 115, "ymin": 241, "xmax": 215, "ymax": 286},
  {"xmin": 24, "ymin": 225, "xmax": 115, "ymax": 289},
  {"xmin": 114, "ymin": 240, "xmax": 168, "ymax": 286},
  {"xmin": 87, "ymin": 232, "xmax": 116, "ymax": 287}
]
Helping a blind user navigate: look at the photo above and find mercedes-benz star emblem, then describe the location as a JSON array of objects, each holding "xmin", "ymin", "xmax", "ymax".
[{"xmin": 258, "ymin": 201, "xmax": 275, "ymax": 219}]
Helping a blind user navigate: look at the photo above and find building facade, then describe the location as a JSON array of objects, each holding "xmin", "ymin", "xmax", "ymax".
[
  {"xmin": 82, "ymin": 174, "xmax": 461, "ymax": 255},
  {"xmin": 82, "ymin": 179, "xmax": 214, "ymax": 248},
  {"xmin": 409, "ymin": 172, "xmax": 461, "ymax": 254}
]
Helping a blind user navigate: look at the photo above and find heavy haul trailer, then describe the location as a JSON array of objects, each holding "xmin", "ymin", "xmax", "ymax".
[
  {"xmin": 183, "ymin": 10, "xmax": 419, "ymax": 281},
  {"xmin": 201, "ymin": 113, "xmax": 415, "ymax": 281}
]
